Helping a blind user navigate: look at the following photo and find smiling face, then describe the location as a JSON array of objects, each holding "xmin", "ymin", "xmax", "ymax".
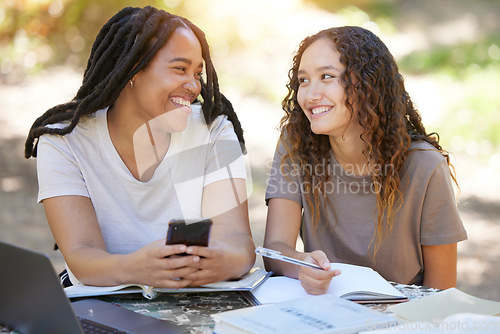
[
  {"xmin": 297, "ymin": 38, "xmax": 359, "ymax": 139},
  {"xmin": 130, "ymin": 27, "xmax": 203, "ymax": 132}
]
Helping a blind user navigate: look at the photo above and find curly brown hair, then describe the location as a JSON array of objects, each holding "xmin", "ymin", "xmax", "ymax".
[{"xmin": 280, "ymin": 26, "xmax": 453, "ymax": 254}]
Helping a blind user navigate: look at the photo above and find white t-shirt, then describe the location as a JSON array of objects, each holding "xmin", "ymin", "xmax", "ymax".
[{"xmin": 37, "ymin": 104, "xmax": 246, "ymax": 256}]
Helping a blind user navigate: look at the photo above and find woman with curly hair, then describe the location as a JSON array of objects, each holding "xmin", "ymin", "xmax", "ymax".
[
  {"xmin": 264, "ymin": 26, "xmax": 467, "ymax": 294},
  {"xmin": 25, "ymin": 6, "xmax": 254, "ymax": 289}
]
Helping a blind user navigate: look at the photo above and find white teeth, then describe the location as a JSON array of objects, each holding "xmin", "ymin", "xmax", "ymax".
[
  {"xmin": 311, "ymin": 106, "xmax": 330, "ymax": 114},
  {"xmin": 171, "ymin": 97, "xmax": 191, "ymax": 107}
]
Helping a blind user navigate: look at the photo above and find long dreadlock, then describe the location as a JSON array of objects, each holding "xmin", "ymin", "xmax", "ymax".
[{"xmin": 25, "ymin": 6, "xmax": 245, "ymax": 158}]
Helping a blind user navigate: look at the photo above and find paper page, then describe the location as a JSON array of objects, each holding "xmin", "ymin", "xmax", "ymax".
[
  {"xmin": 359, "ymin": 313, "xmax": 500, "ymax": 333},
  {"xmin": 389, "ymin": 288, "xmax": 500, "ymax": 322},
  {"xmin": 252, "ymin": 276, "xmax": 308, "ymax": 304},
  {"xmin": 213, "ymin": 294, "xmax": 398, "ymax": 334},
  {"xmin": 65, "ymin": 267, "xmax": 270, "ymax": 298},
  {"xmin": 329, "ymin": 263, "xmax": 405, "ymax": 299},
  {"xmin": 64, "ymin": 283, "xmax": 145, "ymax": 298},
  {"xmin": 358, "ymin": 321, "xmax": 443, "ymax": 333},
  {"xmin": 252, "ymin": 263, "xmax": 405, "ymax": 304},
  {"xmin": 201, "ymin": 267, "xmax": 270, "ymax": 289},
  {"xmin": 439, "ymin": 313, "xmax": 500, "ymax": 333}
]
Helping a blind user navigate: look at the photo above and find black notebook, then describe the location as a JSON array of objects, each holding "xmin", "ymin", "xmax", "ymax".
[{"xmin": 0, "ymin": 241, "xmax": 187, "ymax": 334}]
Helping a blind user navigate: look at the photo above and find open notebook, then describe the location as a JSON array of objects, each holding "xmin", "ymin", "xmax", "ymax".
[
  {"xmin": 252, "ymin": 262, "xmax": 408, "ymax": 304},
  {"xmin": 64, "ymin": 267, "xmax": 271, "ymax": 299}
]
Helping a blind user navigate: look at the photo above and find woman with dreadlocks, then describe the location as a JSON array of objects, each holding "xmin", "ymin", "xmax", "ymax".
[
  {"xmin": 264, "ymin": 26, "xmax": 467, "ymax": 294},
  {"xmin": 25, "ymin": 6, "xmax": 255, "ymax": 288}
]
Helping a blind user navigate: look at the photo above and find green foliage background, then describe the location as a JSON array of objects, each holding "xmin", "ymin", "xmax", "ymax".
[{"xmin": 1, "ymin": 0, "xmax": 499, "ymax": 152}]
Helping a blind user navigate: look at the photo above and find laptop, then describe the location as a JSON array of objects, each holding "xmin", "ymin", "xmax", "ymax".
[{"xmin": 0, "ymin": 241, "xmax": 188, "ymax": 334}]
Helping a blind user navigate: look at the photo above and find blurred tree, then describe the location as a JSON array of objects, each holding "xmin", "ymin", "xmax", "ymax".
[
  {"xmin": 399, "ymin": 35, "xmax": 500, "ymax": 76},
  {"xmin": 304, "ymin": 0, "xmax": 398, "ymax": 18},
  {"xmin": 1, "ymin": 0, "xmax": 499, "ymax": 147},
  {"xmin": 0, "ymin": 0, "xmax": 178, "ymax": 83},
  {"xmin": 305, "ymin": 0, "xmax": 500, "ymax": 149}
]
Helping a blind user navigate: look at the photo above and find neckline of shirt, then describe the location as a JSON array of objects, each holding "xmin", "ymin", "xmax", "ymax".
[
  {"xmin": 329, "ymin": 151, "xmax": 371, "ymax": 182},
  {"xmin": 96, "ymin": 107, "xmax": 182, "ymax": 184}
]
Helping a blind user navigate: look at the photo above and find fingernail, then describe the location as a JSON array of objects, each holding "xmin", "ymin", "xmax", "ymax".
[{"xmin": 179, "ymin": 245, "xmax": 187, "ymax": 252}]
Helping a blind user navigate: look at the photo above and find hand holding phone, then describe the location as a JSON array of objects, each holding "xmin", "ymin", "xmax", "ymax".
[{"xmin": 166, "ymin": 219, "xmax": 212, "ymax": 256}]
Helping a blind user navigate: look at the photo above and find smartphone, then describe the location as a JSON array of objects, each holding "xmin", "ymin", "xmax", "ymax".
[{"xmin": 166, "ymin": 219, "xmax": 212, "ymax": 255}]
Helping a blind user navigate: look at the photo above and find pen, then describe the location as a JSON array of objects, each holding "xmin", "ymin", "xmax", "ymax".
[{"xmin": 255, "ymin": 246, "xmax": 325, "ymax": 270}]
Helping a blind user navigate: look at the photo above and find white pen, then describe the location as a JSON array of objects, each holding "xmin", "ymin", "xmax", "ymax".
[{"xmin": 255, "ymin": 246, "xmax": 325, "ymax": 270}]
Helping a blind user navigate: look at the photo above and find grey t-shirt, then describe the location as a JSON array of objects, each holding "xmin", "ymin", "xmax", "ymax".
[{"xmin": 265, "ymin": 140, "xmax": 467, "ymax": 285}]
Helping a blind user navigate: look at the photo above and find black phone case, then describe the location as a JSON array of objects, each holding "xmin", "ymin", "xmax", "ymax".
[{"xmin": 166, "ymin": 219, "xmax": 212, "ymax": 247}]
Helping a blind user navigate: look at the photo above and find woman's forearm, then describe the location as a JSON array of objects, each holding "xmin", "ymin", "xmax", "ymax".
[{"xmin": 64, "ymin": 247, "xmax": 131, "ymax": 286}]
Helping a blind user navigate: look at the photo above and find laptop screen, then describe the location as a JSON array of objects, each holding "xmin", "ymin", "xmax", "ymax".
[
  {"xmin": 0, "ymin": 241, "xmax": 84, "ymax": 333},
  {"xmin": 0, "ymin": 241, "xmax": 187, "ymax": 334}
]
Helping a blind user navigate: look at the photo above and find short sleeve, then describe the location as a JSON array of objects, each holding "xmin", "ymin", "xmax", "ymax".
[
  {"xmin": 265, "ymin": 141, "xmax": 303, "ymax": 206},
  {"xmin": 420, "ymin": 160, "xmax": 467, "ymax": 245},
  {"xmin": 203, "ymin": 116, "xmax": 246, "ymax": 187},
  {"xmin": 36, "ymin": 134, "xmax": 90, "ymax": 202}
]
